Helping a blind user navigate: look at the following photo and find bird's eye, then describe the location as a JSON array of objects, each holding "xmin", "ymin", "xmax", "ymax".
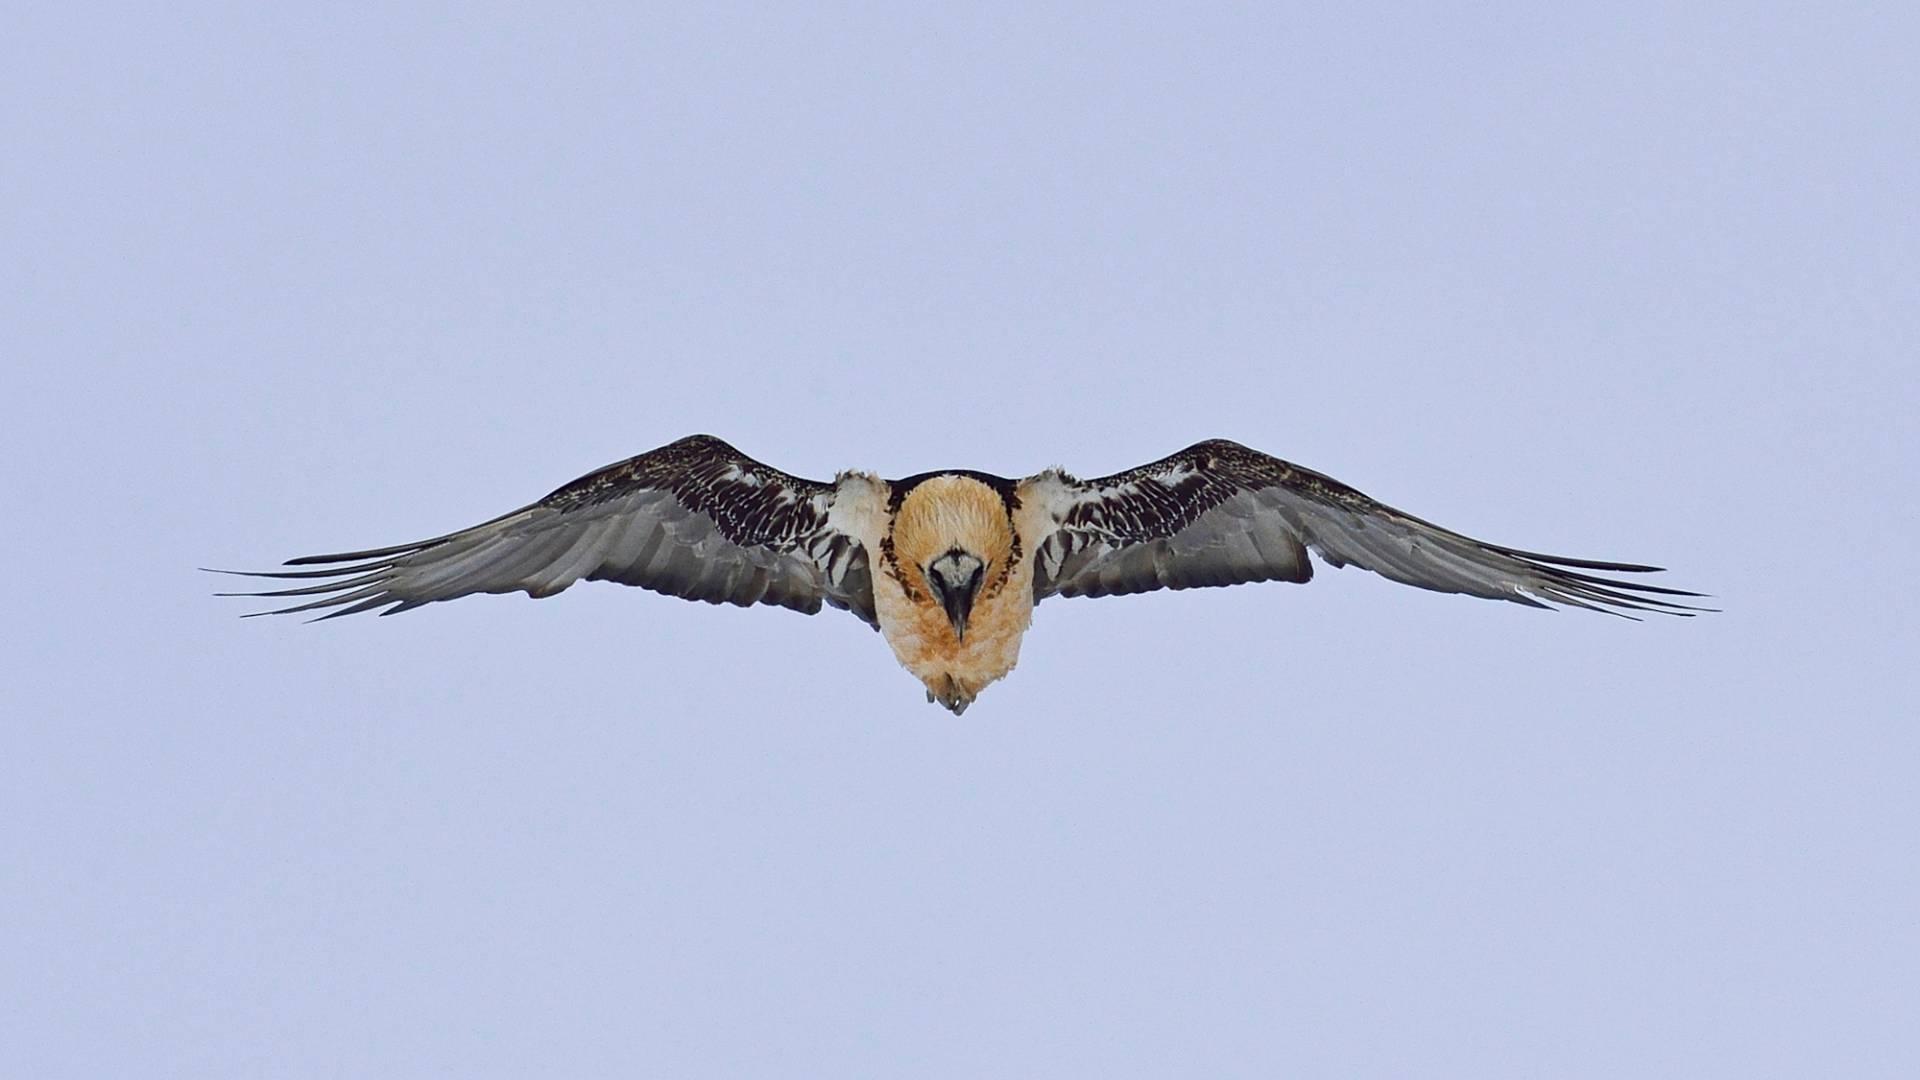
[{"xmin": 968, "ymin": 564, "xmax": 985, "ymax": 589}]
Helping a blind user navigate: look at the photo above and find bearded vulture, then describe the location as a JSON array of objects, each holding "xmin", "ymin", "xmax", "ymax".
[{"xmin": 215, "ymin": 435, "xmax": 1707, "ymax": 713}]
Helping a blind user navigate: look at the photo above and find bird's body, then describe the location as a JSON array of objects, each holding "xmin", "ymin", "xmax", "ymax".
[
  {"xmin": 863, "ymin": 473, "xmax": 1044, "ymax": 711},
  {"xmin": 218, "ymin": 435, "xmax": 1706, "ymax": 713}
]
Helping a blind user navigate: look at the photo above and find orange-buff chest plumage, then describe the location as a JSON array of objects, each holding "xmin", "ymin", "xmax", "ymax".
[{"xmin": 873, "ymin": 475, "xmax": 1034, "ymax": 713}]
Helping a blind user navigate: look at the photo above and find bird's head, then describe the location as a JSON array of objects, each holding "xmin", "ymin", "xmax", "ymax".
[{"xmin": 891, "ymin": 474, "xmax": 1015, "ymax": 642}]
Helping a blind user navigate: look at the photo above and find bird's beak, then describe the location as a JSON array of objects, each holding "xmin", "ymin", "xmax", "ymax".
[
  {"xmin": 940, "ymin": 580, "xmax": 976, "ymax": 642},
  {"xmin": 928, "ymin": 552, "xmax": 986, "ymax": 643}
]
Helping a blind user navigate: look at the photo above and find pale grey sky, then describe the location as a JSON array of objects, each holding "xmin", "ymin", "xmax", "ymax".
[{"xmin": 4, "ymin": 4, "xmax": 1917, "ymax": 1077}]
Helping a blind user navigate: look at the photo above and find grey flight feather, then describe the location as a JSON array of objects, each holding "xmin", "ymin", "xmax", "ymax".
[
  {"xmin": 1031, "ymin": 439, "xmax": 1709, "ymax": 618},
  {"xmin": 211, "ymin": 435, "xmax": 878, "ymax": 626}
]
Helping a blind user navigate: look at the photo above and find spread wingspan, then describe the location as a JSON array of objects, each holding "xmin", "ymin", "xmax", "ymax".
[
  {"xmin": 1029, "ymin": 439, "xmax": 1708, "ymax": 617},
  {"xmin": 212, "ymin": 435, "xmax": 877, "ymax": 625}
]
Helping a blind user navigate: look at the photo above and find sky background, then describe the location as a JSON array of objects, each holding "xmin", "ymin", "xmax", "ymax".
[{"xmin": 5, "ymin": 3, "xmax": 1917, "ymax": 1077}]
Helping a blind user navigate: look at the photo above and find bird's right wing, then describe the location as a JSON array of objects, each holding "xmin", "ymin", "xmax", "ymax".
[
  {"xmin": 1026, "ymin": 439, "xmax": 1707, "ymax": 617},
  {"xmin": 214, "ymin": 435, "xmax": 878, "ymax": 626}
]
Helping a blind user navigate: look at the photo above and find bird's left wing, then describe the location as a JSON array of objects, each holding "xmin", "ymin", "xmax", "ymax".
[
  {"xmin": 214, "ymin": 434, "xmax": 877, "ymax": 626},
  {"xmin": 1026, "ymin": 439, "xmax": 1706, "ymax": 617}
]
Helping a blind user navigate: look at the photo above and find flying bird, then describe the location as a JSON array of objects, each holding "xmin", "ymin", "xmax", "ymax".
[{"xmin": 216, "ymin": 435, "xmax": 1707, "ymax": 713}]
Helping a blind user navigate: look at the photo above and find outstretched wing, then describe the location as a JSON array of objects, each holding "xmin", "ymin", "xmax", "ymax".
[
  {"xmin": 215, "ymin": 434, "xmax": 877, "ymax": 626},
  {"xmin": 1026, "ymin": 439, "xmax": 1707, "ymax": 617}
]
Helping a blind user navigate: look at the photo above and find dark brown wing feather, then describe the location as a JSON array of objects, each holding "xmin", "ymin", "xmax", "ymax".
[
  {"xmin": 212, "ymin": 435, "xmax": 877, "ymax": 626},
  {"xmin": 1030, "ymin": 439, "xmax": 1708, "ymax": 617}
]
